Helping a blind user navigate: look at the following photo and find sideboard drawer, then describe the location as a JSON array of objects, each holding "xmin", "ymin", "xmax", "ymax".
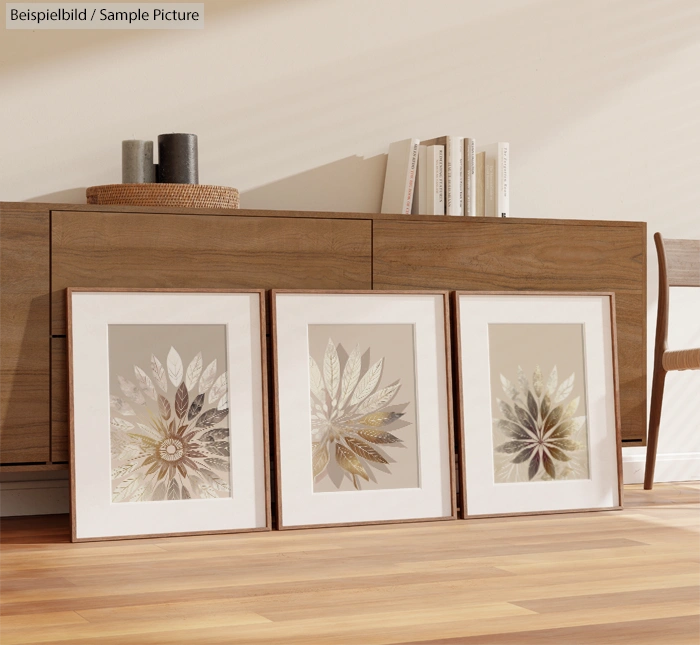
[{"xmin": 51, "ymin": 211, "xmax": 373, "ymax": 335}]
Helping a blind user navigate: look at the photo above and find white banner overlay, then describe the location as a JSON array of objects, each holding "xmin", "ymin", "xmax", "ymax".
[{"xmin": 6, "ymin": 3, "xmax": 204, "ymax": 29}]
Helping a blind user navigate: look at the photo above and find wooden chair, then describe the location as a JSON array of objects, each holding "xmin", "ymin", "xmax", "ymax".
[{"xmin": 644, "ymin": 233, "xmax": 700, "ymax": 489}]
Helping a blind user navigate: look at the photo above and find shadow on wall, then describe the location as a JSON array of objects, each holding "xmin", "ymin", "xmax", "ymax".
[
  {"xmin": 241, "ymin": 154, "xmax": 387, "ymax": 213},
  {"xmin": 24, "ymin": 153, "xmax": 388, "ymax": 211},
  {"xmin": 26, "ymin": 188, "xmax": 88, "ymax": 204}
]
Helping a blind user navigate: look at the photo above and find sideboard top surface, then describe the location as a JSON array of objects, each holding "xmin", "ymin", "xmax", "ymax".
[{"xmin": 0, "ymin": 201, "xmax": 646, "ymax": 230}]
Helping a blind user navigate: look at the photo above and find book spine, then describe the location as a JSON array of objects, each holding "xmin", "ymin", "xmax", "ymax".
[
  {"xmin": 484, "ymin": 158, "xmax": 496, "ymax": 218},
  {"xmin": 381, "ymin": 138, "xmax": 420, "ymax": 214},
  {"xmin": 411, "ymin": 146, "xmax": 421, "ymax": 215},
  {"xmin": 417, "ymin": 145, "xmax": 428, "ymax": 215},
  {"xmin": 424, "ymin": 146, "xmax": 433, "ymax": 215},
  {"xmin": 446, "ymin": 136, "xmax": 464, "ymax": 216},
  {"xmin": 475, "ymin": 151, "xmax": 485, "ymax": 216},
  {"xmin": 464, "ymin": 138, "xmax": 476, "ymax": 217},
  {"xmin": 435, "ymin": 145, "xmax": 445, "ymax": 215},
  {"xmin": 425, "ymin": 145, "xmax": 443, "ymax": 215},
  {"xmin": 403, "ymin": 140, "xmax": 420, "ymax": 214},
  {"xmin": 497, "ymin": 142, "xmax": 509, "ymax": 217}
]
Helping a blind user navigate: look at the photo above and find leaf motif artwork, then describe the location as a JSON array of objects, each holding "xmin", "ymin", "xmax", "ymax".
[
  {"xmin": 185, "ymin": 352, "xmax": 203, "ymax": 391},
  {"xmin": 134, "ymin": 366, "xmax": 158, "ymax": 401},
  {"xmin": 118, "ymin": 376, "xmax": 146, "ymax": 405},
  {"xmin": 112, "ymin": 476, "xmax": 141, "ymax": 503},
  {"xmin": 167, "ymin": 347, "xmax": 184, "ymax": 387},
  {"xmin": 174, "ymin": 382, "xmax": 189, "ymax": 419},
  {"xmin": 492, "ymin": 365, "xmax": 589, "ymax": 483},
  {"xmin": 195, "ymin": 408, "xmax": 228, "ymax": 428},
  {"xmin": 188, "ymin": 393, "xmax": 205, "ymax": 420},
  {"xmin": 108, "ymin": 326, "xmax": 231, "ymax": 503},
  {"xmin": 110, "ymin": 396, "xmax": 135, "ymax": 417},
  {"xmin": 308, "ymin": 325, "xmax": 419, "ymax": 492},
  {"xmin": 158, "ymin": 394, "xmax": 171, "ymax": 420},
  {"xmin": 151, "ymin": 354, "xmax": 168, "ymax": 393},
  {"xmin": 208, "ymin": 373, "xmax": 227, "ymax": 404},
  {"xmin": 111, "ymin": 417, "xmax": 134, "ymax": 432},
  {"xmin": 199, "ymin": 359, "xmax": 217, "ymax": 393},
  {"xmin": 135, "ymin": 422, "xmax": 162, "ymax": 442},
  {"xmin": 488, "ymin": 323, "xmax": 591, "ymax": 484}
]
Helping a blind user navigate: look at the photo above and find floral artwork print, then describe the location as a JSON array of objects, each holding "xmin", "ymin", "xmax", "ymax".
[
  {"xmin": 310, "ymin": 338, "xmax": 411, "ymax": 491},
  {"xmin": 110, "ymin": 345, "xmax": 230, "ymax": 503},
  {"xmin": 493, "ymin": 365, "xmax": 590, "ymax": 483}
]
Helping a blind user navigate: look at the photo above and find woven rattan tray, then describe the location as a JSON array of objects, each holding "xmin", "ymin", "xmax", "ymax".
[{"xmin": 86, "ymin": 184, "xmax": 239, "ymax": 209}]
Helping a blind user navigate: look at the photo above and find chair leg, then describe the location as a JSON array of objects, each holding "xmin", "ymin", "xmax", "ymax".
[{"xmin": 644, "ymin": 366, "xmax": 667, "ymax": 490}]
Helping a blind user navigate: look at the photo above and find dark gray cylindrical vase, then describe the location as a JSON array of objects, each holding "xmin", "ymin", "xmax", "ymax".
[
  {"xmin": 122, "ymin": 140, "xmax": 156, "ymax": 183},
  {"xmin": 157, "ymin": 133, "xmax": 199, "ymax": 184}
]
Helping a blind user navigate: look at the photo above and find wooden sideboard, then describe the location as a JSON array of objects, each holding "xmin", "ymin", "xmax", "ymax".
[{"xmin": 0, "ymin": 202, "xmax": 647, "ymax": 470}]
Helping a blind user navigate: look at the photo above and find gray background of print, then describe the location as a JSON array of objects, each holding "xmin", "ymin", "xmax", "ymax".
[{"xmin": 308, "ymin": 324, "xmax": 420, "ymax": 492}]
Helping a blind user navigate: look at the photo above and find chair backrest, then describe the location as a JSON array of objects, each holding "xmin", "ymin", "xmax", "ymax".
[
  {"xmin": 654, "ymin": 233, "xmax": 700, "ymax": 354},
  {"xmin": 661, "ymin": 236, "xmax": 700, "ymax": 287}
]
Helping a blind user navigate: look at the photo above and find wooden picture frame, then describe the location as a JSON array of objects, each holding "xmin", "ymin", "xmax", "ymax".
[
  {"xmin": 68, "ymin": 288, "xmax": 271, "ymax": 541},
  {"xmin": 453, "ymin": 291, "xmax": 623, "ymax": 519},
  {"xmin": 271, "ymin": 290, "xmax": 457, "ymax": 529}
]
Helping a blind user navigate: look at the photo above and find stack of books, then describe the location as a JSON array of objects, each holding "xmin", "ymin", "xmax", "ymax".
[{"xmin": 380, "ymin": 137, "xmax": 509, "ymax": 218}]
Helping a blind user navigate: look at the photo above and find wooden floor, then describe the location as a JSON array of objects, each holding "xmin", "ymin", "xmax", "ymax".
[{"xmin": 1, "ymin": 483, "xmax": 698, "ymax": 645}]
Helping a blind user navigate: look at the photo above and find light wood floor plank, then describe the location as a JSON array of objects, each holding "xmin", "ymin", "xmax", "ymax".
[{"xmin": 0, "ymin": 483, "xmax": 698, "ymax": 644}]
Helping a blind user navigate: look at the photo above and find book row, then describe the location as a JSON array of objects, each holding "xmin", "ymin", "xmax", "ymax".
[{"xmin": 381, "ymin": 137, "xmax": 509, "ymax": 218}]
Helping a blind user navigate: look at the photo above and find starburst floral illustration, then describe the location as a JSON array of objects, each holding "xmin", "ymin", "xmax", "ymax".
[
  {"xmin": 494, "ymin": 365, "xmax": 589, "ymax": 482},
  {"xmin": 309, "ymin": 339, "xmax": 408, "ymax": 490},
  {"xmin": 109, "ymin": 346, "xmax": 231, "ymax": 502}
]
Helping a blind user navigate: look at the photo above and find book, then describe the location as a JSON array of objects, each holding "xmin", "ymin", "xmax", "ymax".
[
  {"xmin": 411, "ymin": 145, "xmax": 428, "ymax": 215},
  {"xmin": 475, "ymin": 151, "xmax": 485, "ymax": 217},
  {"xmin": 381, "ymin": 138, "xmax": 420, "ymax": 214},
  {"xmin": 478, "ymin": 142, "xmax": 509, "ymax": 217},
  {"xmin": 463, "ymin": 138, "xmax": 476, "ymax": 217},
  {"xmin": 484, "ymin": 155, "xmax": 495, "ymax": 218},
  {"xmin": 497, "ymin": 142, "xmax": 509, "ymax": 218},
  {"xmin": 421, "ymin": 136, "xmax": 463, "ymax": 216},
  {"xmin": 427, "ymin": 145, "xmax": 445, "ymax": 215}
]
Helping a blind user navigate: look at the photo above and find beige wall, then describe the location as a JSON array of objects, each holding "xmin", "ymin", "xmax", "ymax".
[{"xmin": 1, "ymin": 0, "xmax": 698, "ymax": 486}]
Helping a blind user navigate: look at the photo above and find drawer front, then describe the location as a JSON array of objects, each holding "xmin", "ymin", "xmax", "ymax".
[{"xmin": 51, "ymin": 211, "xmax": 373, "ymax": 334}]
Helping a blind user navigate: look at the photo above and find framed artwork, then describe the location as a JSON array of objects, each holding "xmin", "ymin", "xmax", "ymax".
[
  {"xmin": 454, "ymin": 292, "xmax": 623, "ymax": 518},
  {"xmin": 68, "ymin": 289, "xmax": 270, "ymax": 541},
  {"xmin": 272, "ymin": 290, "xmax": 456, "ymax": 529}
]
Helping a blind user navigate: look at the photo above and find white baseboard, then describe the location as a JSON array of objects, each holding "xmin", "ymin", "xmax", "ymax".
[
  {"xmin": 0, "ymin": 479, "xmax": 70, "ymax": 517},
  {"xmin": 623, "ymin": 451, "xmax": 700, "ymax": 485}
]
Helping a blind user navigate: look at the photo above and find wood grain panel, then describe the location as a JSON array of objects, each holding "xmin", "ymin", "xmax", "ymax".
[
  {"xmin": 373, "ymin": 219, "xmax": 645, "ymax": 291},
  {"xmin": 373, "ymin": 219, "xmax": 646, "ymax": 443},
  {"xmin": 51, "ymin": 338, "xmax": 68, "ymax": 463},
  {"xmin": 612, "ymin": 290, "xmax": 646, "ymax": 443},
  {"xmin": 663, "ymin": 238, "xmax": 700, "ymax": 287},
  {"xmin": 0, "ymin": 205, "xmax": 50, "ymax": 463},
  {"xmin": 51, "ymin": 211, "xmax": 372, "ymax": 334}
]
